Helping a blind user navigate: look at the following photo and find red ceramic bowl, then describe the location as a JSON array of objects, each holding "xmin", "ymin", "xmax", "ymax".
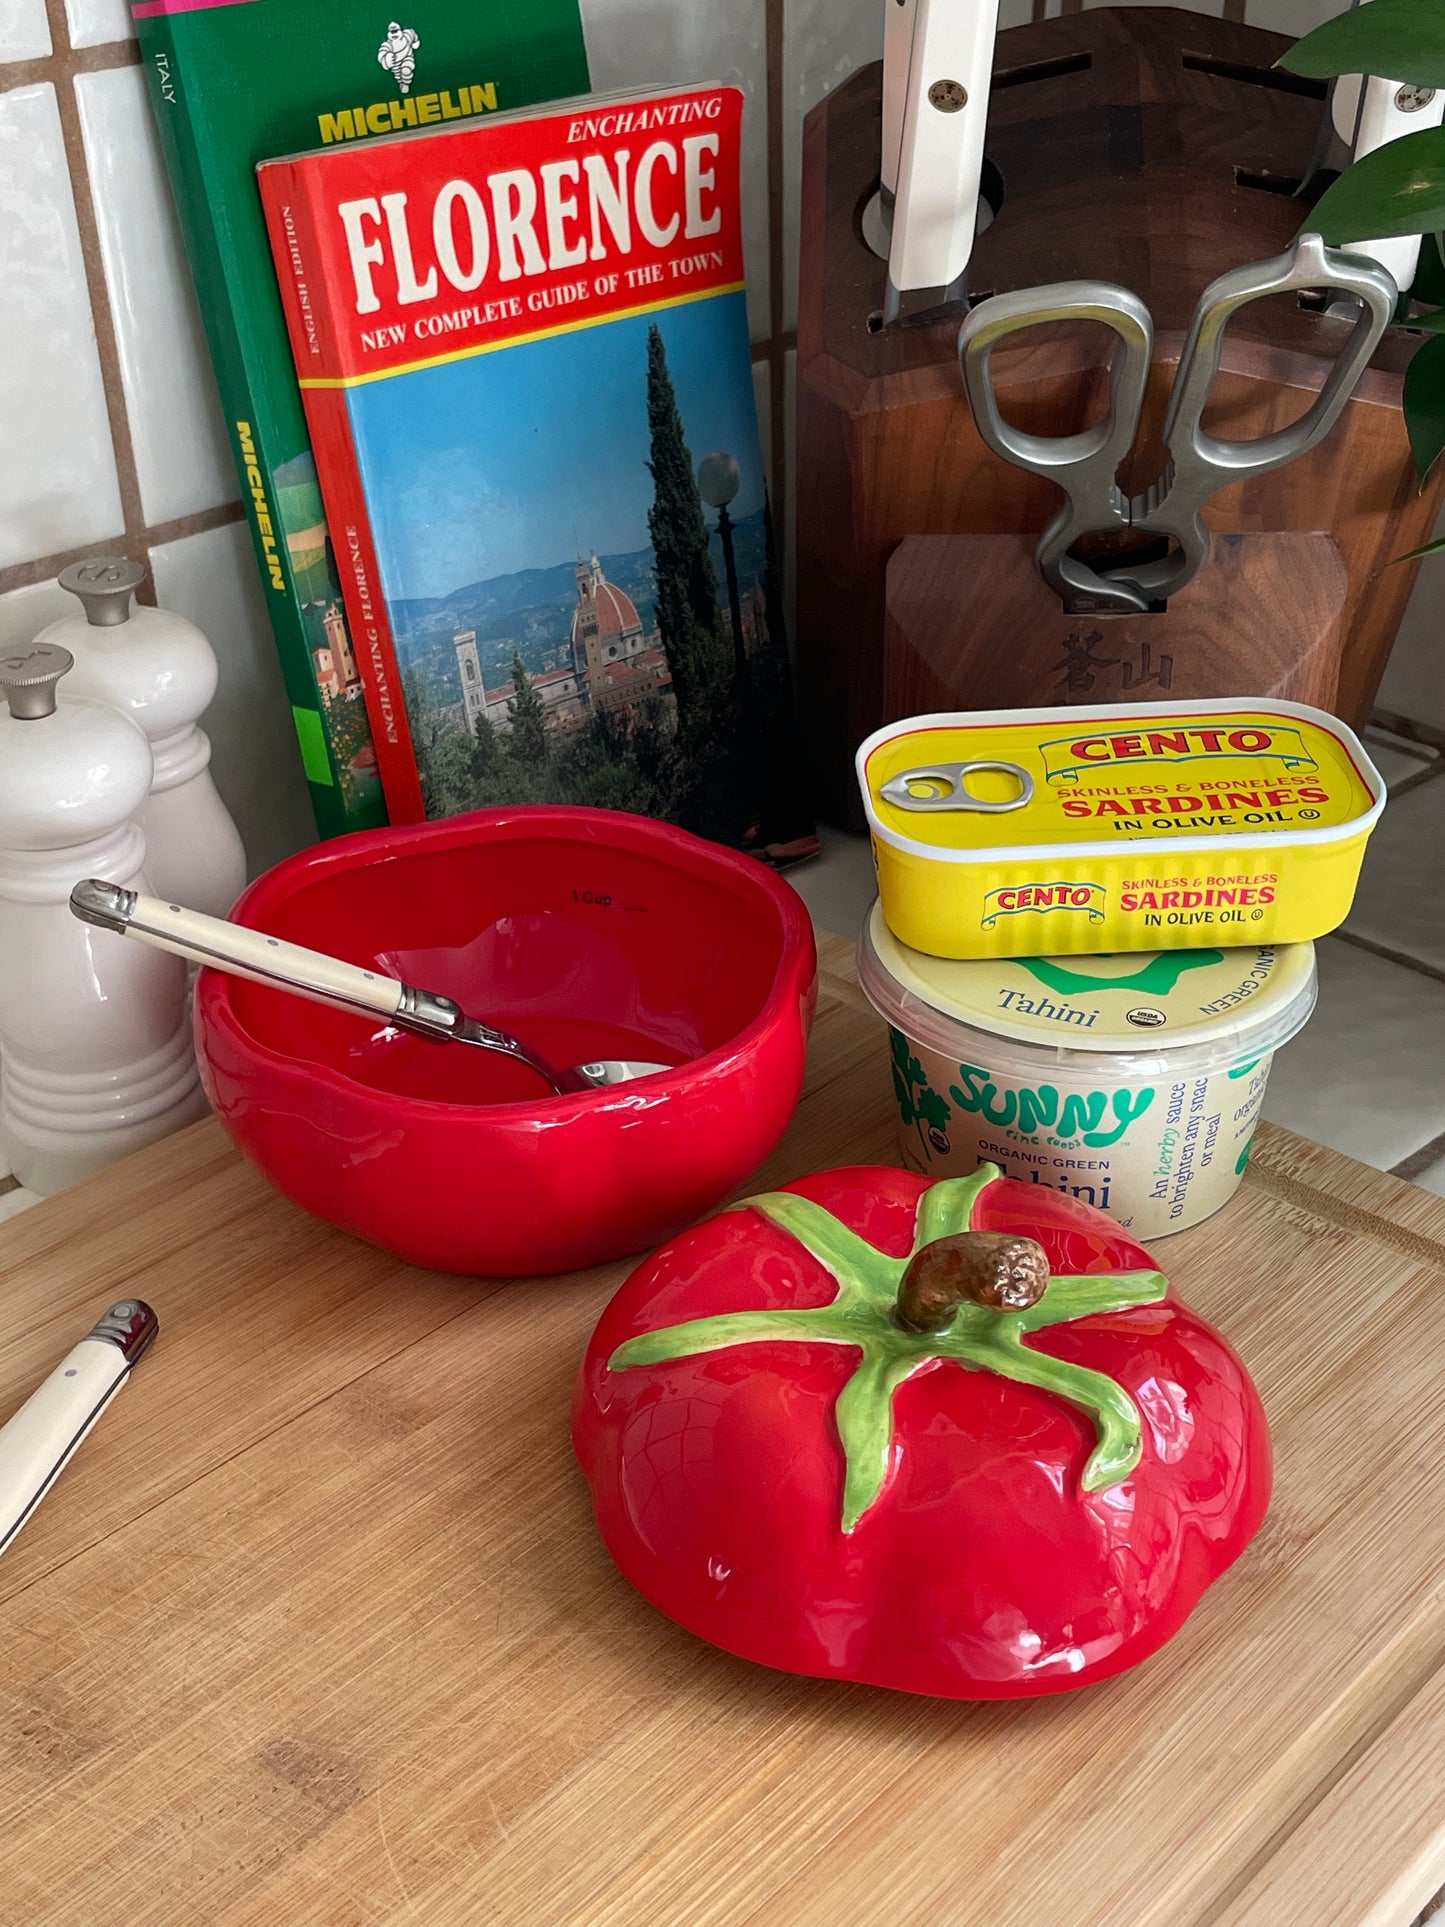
[{"xmin": 195, "ymin": 807, "xmax": 817, "ymax": 1276}]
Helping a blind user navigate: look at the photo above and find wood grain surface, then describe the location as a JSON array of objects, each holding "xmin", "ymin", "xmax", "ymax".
[
  {"xmin": 1, "ymin": 933, "xmax": 1443, "ymax": 1926},
  {"xmin": 794, "ymin": 10, "xmax": 1445, "ymax": 825},
  {"xmin": 882, "ymin": 531, "xmax": 1349, "ymax": 718}
]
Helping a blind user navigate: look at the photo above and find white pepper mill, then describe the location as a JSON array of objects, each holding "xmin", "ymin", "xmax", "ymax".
[
  {"xmin": 0, "ymin": 643, "xmax": 207, "ymax": 1196},
  {"xmin": 36, "ymin": 557, "xmax": 247, "ymax": 918}
]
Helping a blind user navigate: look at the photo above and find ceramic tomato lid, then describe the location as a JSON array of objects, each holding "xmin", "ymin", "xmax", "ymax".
[{"xmin": 573, "ymin": 1161, "xmax": 1271, "ymax": 1700}]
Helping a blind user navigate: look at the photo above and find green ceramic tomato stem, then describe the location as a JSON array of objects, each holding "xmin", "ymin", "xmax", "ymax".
[{"xmin": 608, "ymin": 1164, "xmax": 1168, "ymax": 1533}]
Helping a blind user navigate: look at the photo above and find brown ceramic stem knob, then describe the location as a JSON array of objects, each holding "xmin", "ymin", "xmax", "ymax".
[{"xmin": 896, "ymin": 1232, "xmax": 1050, "ymax": 1332}]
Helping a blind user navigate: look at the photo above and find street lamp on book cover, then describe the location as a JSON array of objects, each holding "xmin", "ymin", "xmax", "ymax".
[{"xmin": 697, "ymin": 451, "xmax": 748, "ymax": 705}]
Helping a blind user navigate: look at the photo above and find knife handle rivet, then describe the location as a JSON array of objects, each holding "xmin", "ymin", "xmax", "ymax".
[
  {"xmin": 1395, "ymin": 84, "xmax": 1435, "ymax": 113},
  {"xmin": 928, "ymin": 79, "xmax": 967, "ymax": 112}
]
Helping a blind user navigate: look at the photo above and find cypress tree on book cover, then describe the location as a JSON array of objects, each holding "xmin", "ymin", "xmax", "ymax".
[{"xmin": 258, "ymin": 83, "xmax": 817, "ymax": 863}]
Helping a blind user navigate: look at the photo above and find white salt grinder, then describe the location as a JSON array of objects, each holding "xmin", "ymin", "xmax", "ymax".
[
  {"xmin": 37, "ymin": 557, "xmax": 247, "ymax": 918},
  {"xmin": 0, "ymin": 643, "xmax": 207, "ymax": 1196}
]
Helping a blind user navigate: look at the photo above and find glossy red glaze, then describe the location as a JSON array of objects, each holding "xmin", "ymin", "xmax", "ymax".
[
  {"xmin": 194, "ymin": 807, "xmax": 817, "ymax": 1275},
  {"xmin": 573, "ymin": 1166, "xmax": 1271, "ymax": 1698}
]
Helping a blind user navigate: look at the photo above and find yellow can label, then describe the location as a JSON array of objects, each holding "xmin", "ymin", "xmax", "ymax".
[
  {"xmin": 867, "ymin": 709, "xmax": 1375, "ymax": 852},
  {"xmin": 860, "ymin": 702, "xmax": 1384, "ymax": 958}
]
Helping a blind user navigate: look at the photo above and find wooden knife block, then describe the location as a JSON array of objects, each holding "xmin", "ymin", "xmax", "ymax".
[
  {"xmin": 884, "ymin": 533, "xmax": 1348, "ymax": 716},
  {"xmin": 796, "ymin": 7, "xmax": 1445, "ymax": 827}
]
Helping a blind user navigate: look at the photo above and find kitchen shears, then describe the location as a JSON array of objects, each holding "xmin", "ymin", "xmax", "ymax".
[{"xmin": 957, "ymin": 232, "xmax": 1397, "ymax": 614}]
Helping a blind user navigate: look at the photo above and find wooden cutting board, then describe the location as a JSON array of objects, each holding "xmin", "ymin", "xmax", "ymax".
[{"xmin": 2, "ymin": 931, "xmax": 1444, "ymax": 1927}]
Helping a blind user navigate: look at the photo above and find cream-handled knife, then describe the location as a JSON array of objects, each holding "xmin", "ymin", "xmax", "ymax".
[
  {"xmin": 1326, "ymin": 0, "xmax": 1443, "ymax": 295},
  {"xmin": 885, "ymin": 0, "xmax": 1001, "ymax": 320},
  {"xmin": 1336, "ymin": 70, "xmax": 1442, "ymax": 292},
  {"xmin": 0, "ymin": 1300, "xmax": 158, "ymax": 1558}
]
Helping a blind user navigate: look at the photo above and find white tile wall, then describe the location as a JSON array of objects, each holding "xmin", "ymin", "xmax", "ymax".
[
  {"xmin": 1345, "ymin": 771, "xmax": 1445, "ymax": 972},
  {"xmin": 63, "ymin": 0, "xmax": 132, "ymax": 50},
  {"xmin": 75, "ymin": 65, "xmax": 236, "ymax": 526},
  {"xmin": 1377, "ymin": 520, "xmax": 1445, "ymax": 733},
  {"xmin": 0, "ymin": 577, "xmax": 73, "ymax": 651},
  {"xmin": 1235, "ymin": 0, "xmax": 1343, "ymax": 33},
  {"xmin": 0, "ymin": 82, "xmax": 123, "ymax": 568},
  {"xmin": 148, "ymin": 522, "xmax": 316, "ymax": 880},
  {"xmin": 1262, "ymin": 937, "xmax": 1445, "ymax": 1168},
  {"xmin": 781, "ymin": 0, "xmax": 879, "ymax": 334},
  {"xmin": 2, "ymin": 0, "xmax": 50, "ymax": 62},
  {"xmin": 580, "ymin": 0, "xmax": 772, "ymax": 340}
]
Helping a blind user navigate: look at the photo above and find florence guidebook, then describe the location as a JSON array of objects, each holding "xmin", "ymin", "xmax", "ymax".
[{"xmin": 257, "ymin": 83, "xmax": 817, "ymax": 861}]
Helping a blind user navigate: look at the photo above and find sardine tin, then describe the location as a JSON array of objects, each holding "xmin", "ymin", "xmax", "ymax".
[{"xmin": 858, "ymin": 698, "xmax": 1384, "ymax": 959}]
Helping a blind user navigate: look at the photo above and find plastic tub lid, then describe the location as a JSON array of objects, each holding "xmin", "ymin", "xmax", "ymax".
[{"xmin": 859, "ymin": 902, "xmax": 1318, "ymax": 1075}]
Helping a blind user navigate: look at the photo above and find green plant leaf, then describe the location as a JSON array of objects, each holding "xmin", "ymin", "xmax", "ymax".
[
  {"xmin": 1279, "ymin": 0, "xmax": 1445, "ymax": 86},
  {"xmin": 1304, "ymin": 130, "xmax": 1445, "ymax": 244},
  {"xmin": 1413, "ymin": 233, "xmax": 1445, "ymax": 305},
  {"xmin": 1393, "ymin": 533, "xmax": 1445, "ymax": 559},
  {"xmin": 1405, "ymin": 329, "xmax": 1445, "ymax": 482},
  {"xmin": 1410, "ymin": 305, "xmax": 1445, "ymax": 331}
]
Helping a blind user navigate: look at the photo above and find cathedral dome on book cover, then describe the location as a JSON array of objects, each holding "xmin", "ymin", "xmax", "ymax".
[{"xmin": 258, "ymin": 82, "xmax": 816, "ymax": 863}]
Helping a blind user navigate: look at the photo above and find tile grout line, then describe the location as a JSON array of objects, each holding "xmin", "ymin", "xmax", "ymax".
[
  {"xmin": 0, "ymin": 502, "xmax": 247, "ymax": 601},
  {"xmin": 1, "ymin": 38, "xmax": 140, "ymax": 85},
  {"xmin": 36, "ymin": 0, "xmax": 156, "ymax": 603},
  {"xmin": 1332, "ymin": 927, "xmax": 1445, "ymax": 991},
  {"xmin": 1379, "ymin": 761, "xmax": 1445, "ymax": 804},
  {"xmin": 2, "ymin": 18, "xmax": 249, "ymax": 615},
  {"xmin": 1373, "ymin": 707, "xmax": 1445, "ymax": 760},
  {"xmin": 1392, "ymin": 1126, "xmax": 1445, "ymax": 1184}
]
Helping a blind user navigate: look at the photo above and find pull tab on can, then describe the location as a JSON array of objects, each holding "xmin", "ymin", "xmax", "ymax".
[{"xmin": 879, "ymin": 760, "xmax": 1035, "ymax": 813}]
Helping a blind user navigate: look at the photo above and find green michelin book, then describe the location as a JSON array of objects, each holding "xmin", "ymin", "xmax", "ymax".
[{"xmin": 132, "ymin": 0, "xmax": 590, "ymax": 836}]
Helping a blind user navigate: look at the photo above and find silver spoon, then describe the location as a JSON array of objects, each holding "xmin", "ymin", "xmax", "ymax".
[{"xmin": 69, "ymin": 880, "xmax": 671, "ymax": 1097}]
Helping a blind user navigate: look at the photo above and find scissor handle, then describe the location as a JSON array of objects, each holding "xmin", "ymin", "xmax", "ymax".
[
  {"xmin": 1162, "ymin": 233, "xmax": 1397, "ymax": 475},
  {"xmin": 1118, "ymin": 234, "xmax": 1397, "ymax": 600},
  {"xmin": 958, "ymin": 283, "xmax": 1155, "ymax": 612}
]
